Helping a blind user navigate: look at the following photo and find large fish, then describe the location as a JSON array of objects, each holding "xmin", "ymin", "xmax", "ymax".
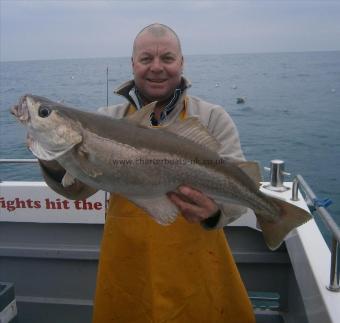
[{"xmin": 11, "ymin": 94, "xmax": 312, "ymax": 250}]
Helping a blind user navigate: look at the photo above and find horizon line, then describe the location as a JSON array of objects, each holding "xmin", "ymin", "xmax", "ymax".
[{"xmin": 1, "ymin": 49, "xmax": 340, "ymax": 64}]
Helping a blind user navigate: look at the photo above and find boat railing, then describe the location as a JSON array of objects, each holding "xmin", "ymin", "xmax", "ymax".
[
  {"xmin": 292, "ymin": 174, "xmax": 340, "ymax": 292},
  {"xmin": 0, "ymin": 158, "xmax": 38, "ymax": 164},
  {"xmin": 1, "ymin": 158, "xmax": 339, "ymax": 292}
]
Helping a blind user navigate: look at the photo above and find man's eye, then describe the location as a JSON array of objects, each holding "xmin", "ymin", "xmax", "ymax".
[
  {"xmin": 140, "ymin": 57, "xmax": 151, "ymax": 63},
  {"xmin": 38, "ymin": 106, "xmax": 51, "ymax": 118},
  {"xmin": 163, "ymin": 56, "xmax": 175, "ymax": 63}
]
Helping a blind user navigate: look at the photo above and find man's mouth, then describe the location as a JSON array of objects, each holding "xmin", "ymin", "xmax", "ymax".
[{"xmin": 147, "ymin": 79, "xmax": 167, "ymax": 83}]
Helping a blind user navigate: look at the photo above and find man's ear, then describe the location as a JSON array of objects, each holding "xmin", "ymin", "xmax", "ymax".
[{"xmin": 131, "ymin": 57, "xmax": 135, "ymax": 74}]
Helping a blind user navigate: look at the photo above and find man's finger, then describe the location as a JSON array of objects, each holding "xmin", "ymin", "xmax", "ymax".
[
  {"xmin": 178, "ymin": 185, "xmax": 203, "ymax": 205},
  {"xmin": 178, "ymin": 186, "xmax": 218, "ymax": 213},
  {"xmin": 167, "ymin": 192, "xmax": 202, "ymax": 218}
]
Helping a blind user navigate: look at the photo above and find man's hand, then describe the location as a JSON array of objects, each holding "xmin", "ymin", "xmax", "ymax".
[{"xmin": 167, "ymin": 185, "xmax": 219, "ymax": 223}]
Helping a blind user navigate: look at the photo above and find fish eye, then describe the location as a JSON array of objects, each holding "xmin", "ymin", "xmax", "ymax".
[{"xmin": 38, "ymin": 106, "xmax": 51, "ymax": 118}]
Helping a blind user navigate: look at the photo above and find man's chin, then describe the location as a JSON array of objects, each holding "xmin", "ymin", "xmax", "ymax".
[{"xmin": 144, "ymin": 90, "xmax": 172, "ymax": 102}]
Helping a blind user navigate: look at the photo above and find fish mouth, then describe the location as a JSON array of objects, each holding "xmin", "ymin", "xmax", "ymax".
[{"xmin": 10, "ymin": 95, "xmax": 31, "ymax": 124}]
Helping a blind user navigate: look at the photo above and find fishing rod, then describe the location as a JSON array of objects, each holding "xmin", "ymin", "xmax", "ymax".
[{"xmin": 106, "ymin": 66, "xmax": 109, "ymax": 108}]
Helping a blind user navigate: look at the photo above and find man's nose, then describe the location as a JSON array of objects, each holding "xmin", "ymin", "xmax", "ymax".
[{"xmin": 150, "ymin": 58, "xmax": 163, "ymax": 72}]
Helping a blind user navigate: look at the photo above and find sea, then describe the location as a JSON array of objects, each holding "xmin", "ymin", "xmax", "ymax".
[{"xmin": 1, "ymin": 51, "xmax": 339, "ymax": 245}]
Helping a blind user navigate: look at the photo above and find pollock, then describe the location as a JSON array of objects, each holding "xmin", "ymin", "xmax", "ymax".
[{"xmin": 11, "ymin": 94, "xmax": 312, "ymax": 250}]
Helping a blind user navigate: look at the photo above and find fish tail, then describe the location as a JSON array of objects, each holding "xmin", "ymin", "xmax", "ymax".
[{"xmin": 256, "ymin": 196, "xmax": 312, "ymax": 250}]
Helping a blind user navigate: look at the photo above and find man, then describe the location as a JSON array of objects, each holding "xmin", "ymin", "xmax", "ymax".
[{"xmin": 40, "ymin": 23, "xmax": 255, "ymax": 323}]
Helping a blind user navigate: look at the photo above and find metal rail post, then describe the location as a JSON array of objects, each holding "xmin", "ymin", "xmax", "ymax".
[{"xmin": 292, "ymin": 174, "xmax": 340, "ymax": 292}]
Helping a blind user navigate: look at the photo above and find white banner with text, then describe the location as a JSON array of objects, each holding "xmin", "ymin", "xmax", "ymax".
[{"xmin": 0, "ymin": 181, "xmax": 107, "ymax": 223}]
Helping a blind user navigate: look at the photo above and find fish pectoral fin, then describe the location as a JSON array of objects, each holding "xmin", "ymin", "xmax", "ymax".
[
  {"xmin": 78, "ymin": 161, "xmax": 103, "ymax": 178},
  {"xmin": 75, "ymin": 145, "xmax": 103, "ymax": 178},
  {"xmin": 128, "ymin": 195, "xmax": 179, "ymax": 225},
  {"xmin": 256, "ymin": 196, "xmax": 312, "ymax": 250},
  {"xmin": 61, "ymin": 171, "xmax": 76, "ymax": 187},
  {"xmin": 126, "ymin": 101, "xmax": 158, "ymax": 127},
  {"xmin": 163, "ymin": 117, "xmax": 221, "ymax": 151}
]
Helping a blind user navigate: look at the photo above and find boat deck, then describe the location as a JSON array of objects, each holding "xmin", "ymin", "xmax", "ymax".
[
  {"xmin": 1, "ymin": 179, "xmax": 339, "ymax": 323},
  {"xmin": 0, "ymin": 221, "xmax": 305, "ymax": 323}
]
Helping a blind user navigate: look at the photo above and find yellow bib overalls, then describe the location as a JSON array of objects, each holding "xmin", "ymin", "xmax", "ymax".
[{"xmin": 92, "ymin": 101, "xmax": 255, "ymax": 323}]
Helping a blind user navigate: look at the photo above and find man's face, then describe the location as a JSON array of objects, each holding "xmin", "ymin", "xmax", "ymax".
[{"xmin": 132, "ymin": 32, "xmax": 183, "ymax": 103}]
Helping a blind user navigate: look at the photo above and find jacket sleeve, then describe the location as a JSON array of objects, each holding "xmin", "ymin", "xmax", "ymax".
[{"xmin": 202, "ymin": 106, "xmax": 253, "ymax": 229}]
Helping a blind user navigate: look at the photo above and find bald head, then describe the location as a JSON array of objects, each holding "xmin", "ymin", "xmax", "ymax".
[
  {"xmin": 132, "ymin": 23, "xmax": 182, "ymax": 58},
  {"xmin": 131, "ymin": 23, "xmax": 184, "ymax": 103}
]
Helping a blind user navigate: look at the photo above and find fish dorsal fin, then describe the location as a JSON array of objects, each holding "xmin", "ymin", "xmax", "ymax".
[
  {"xmin": 126, "ymin": 101, "xmax": 157, "ymax": 127},
  {"xmin": 236, "ymin": 161, "xmax": 262, "ymax": 188},
  {"xmin": 163, "ymin": 117, "xmax": 221, "ymax": 151},
  {"xmin": 126, "ymin": 102, "xmax": 221, "ymax": 151}
]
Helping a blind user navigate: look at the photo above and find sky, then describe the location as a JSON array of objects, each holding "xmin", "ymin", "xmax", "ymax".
[{"xmin": 1, "ymin": 0, "xmax": 340, "ymax": 62}]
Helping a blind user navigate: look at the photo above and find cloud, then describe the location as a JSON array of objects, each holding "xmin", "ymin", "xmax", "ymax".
[{"xmin": 1, "ymin": 1, "xmax": 340, "ymax": 61}]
